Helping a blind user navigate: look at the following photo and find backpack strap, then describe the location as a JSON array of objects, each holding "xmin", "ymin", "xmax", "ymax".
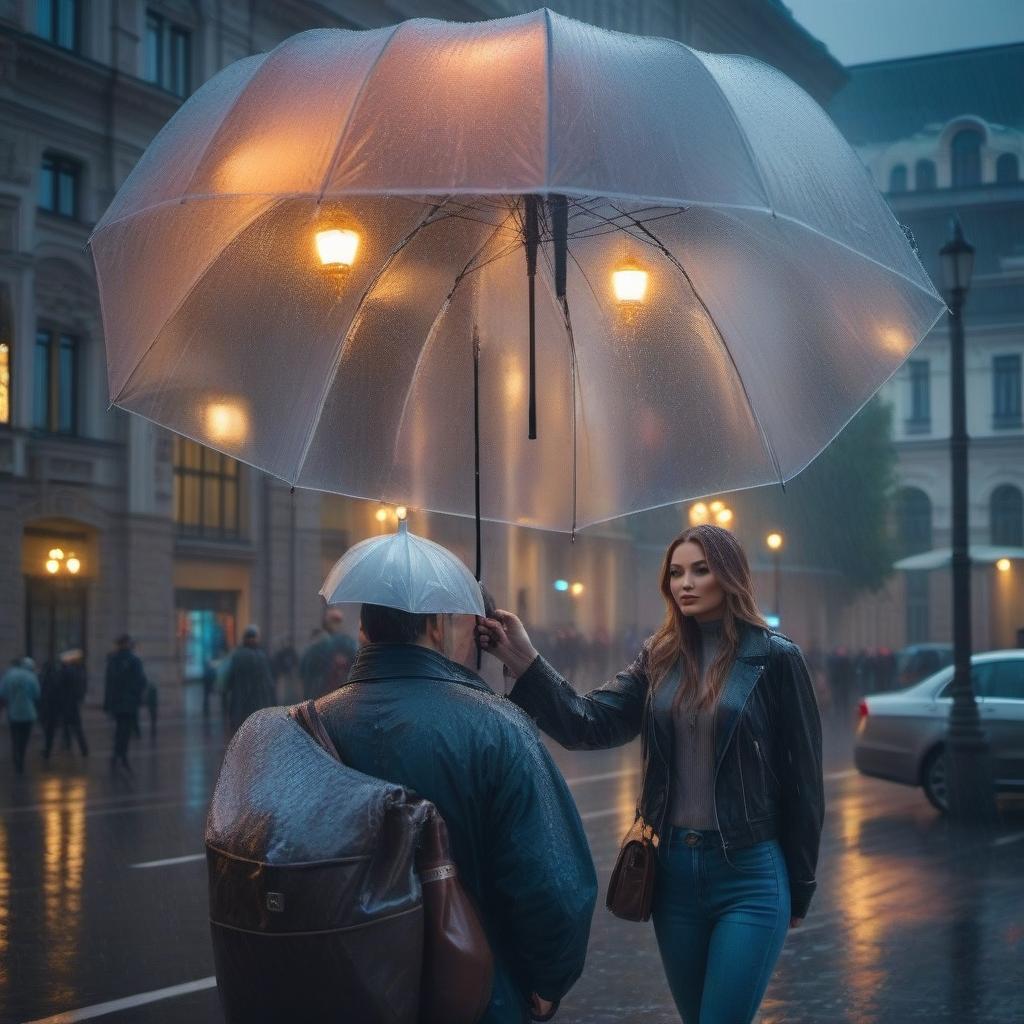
[{"xmin": 290, "ymin": 699, "xmax": 343, "ymax": 763}]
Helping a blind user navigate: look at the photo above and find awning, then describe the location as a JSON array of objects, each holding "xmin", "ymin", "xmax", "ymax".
[{"xmin": 893, "ymin": 546, "xmax": 1024, "ymax": 571}]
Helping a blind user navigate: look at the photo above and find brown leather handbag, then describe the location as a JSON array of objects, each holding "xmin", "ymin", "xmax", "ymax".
[
  {"xmin": 292, "ymin": 700, "xmax": 494, "ymax": 1024},
  {"xmin": 606, "ymin": 817, "xmax": 659, "ymax": 922}
]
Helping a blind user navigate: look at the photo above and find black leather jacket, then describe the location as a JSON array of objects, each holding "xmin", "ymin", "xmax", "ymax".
[{"xmin": 508, "ymin": 624, "xmax": 824, "ymax": 919}]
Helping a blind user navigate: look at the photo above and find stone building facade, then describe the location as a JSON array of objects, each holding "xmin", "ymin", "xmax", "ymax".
[
  {"xmin": 0, "ymin": 0, "xmax": 841, "ymax": 692},
  {"xmin": 828, "ymin": 44, "xmax": 1024, "ymax": 652}
]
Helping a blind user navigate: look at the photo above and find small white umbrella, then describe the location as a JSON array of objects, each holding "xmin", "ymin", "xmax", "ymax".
[{"xmin": 319, "ymin": 521, "xmax": 485, "ymax": 615}]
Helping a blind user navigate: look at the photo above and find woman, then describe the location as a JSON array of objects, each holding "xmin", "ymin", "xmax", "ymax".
[{"xmin": 477, "ymin": 524, "xmax": 824, "ymax": 1024}]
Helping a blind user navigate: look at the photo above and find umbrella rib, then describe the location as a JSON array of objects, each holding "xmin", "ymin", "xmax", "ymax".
[
  {"xmin": 613, "ymin": 205, "xmax": 786, "ymax": 489},
  {"xmin": 293, "ymin": 199, "xmax": 451, "ymax": 484},
  {"xmin": 385, "ymin": 216, "xmax": 516, "ymax": 494},
  {"xmin": 109, "ymin": 196, "xmax": 283, "ymax": 406},
  {"xmin": 316, "ymin": 21, "xmax": 405, "ymax": 202}
]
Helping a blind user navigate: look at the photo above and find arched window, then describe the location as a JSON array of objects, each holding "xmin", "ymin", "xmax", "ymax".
[
  {"xmin": 888, "ymin": 164, "xmax": 908, "ymax": 193},
  {"xmin": 951, "ymin": 129, "xmax": 983, "ymax": 187},
  {"xmin": 896, "ymin": 488, "xmax": 933, "ymax": 557},
  {"xmin": 990, "ymin": 485, "xmax": 1023, "ymax": 546},
  {"xmin": 915, "ymin": 159, "xmax": 936, "ymax": 191},
  {"xmin": 996, "ymin": 153, "xmax": 1020, "ymax": 184}
]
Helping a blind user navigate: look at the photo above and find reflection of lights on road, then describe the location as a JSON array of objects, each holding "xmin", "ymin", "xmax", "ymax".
[
  {"xmin": 43, "ymin": 777, "xmax": 86, "ymax": 997},
  {"xmin": 0, "ymin": 821, "xmax": 8, "ymax": 971}
]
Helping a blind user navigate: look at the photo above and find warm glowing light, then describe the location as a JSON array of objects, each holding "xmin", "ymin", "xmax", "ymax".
[
  {"xmin": 375, "ymin": 507, "xmax": 388, "ymax": 523},
  {"xmin": 66, "ymin": 555, "xmax": 81, "ymax": 574},
  {"xmin": 48, "ymin": 548, "xmax": 65, "ymax": 561},
  {"xmin": 996, "ymin": 558, "xmax": 1011, "ymax": 572},
  {"xmin": 205, "ymin": 402, "xmax": 248, "ymax": 445},
  {"xmin": 395, "ymin": 506, "xmax": 408, "ymax": 521},
  {"xmin": 766, "ymin": 532, "xmax": 783, "ymax": 551},
  {"xmin": 316, "ymin": 229, "xmax": 360, "ymax": 269},
  {"xmin": 46, "ymin": 559, "xmax": 59, "ymax": 574},
  {"xmin": 709, "ymin": 501, "xmax": 724, "ymax": 513},
  {"xmin": 570, "ymin": 582, "xmax": 585, "ymax": 596},
  {"xmin": 715, "ymin": 508, "xmax": 733, "ymax": 526},
  {"xmin": 612, "ymin": 266, "xmax": 648, "ymax": 304},
  {"xmin": 689, "ymin": 502, "xmax": 709, "ymax": 526}
]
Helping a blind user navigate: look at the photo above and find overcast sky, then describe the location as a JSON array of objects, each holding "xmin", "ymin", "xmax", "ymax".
[{"xmin": 782, "ymin": 0, "xmax": 1024, "ymax": 66}]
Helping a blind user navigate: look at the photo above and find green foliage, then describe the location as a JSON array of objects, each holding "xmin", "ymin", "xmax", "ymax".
[{"xmin": 742, "ymin": 397, "xmax": 898, "ymax": 592}]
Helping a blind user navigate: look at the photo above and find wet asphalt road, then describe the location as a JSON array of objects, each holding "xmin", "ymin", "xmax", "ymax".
[{"xmin": 1, "ymin": 685, "xmax": 1022, "ymax": 1024}]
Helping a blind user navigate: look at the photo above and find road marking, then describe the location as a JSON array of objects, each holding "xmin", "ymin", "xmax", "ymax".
[
  {"xmin": 992, "ymin": 830, "xmax": 1024, "ymax": 847},
  {"xmin": 23, "ymin": 976, "xmax": 216, "ymax": 1023},
  {"xmin": 131, "ymin": 853, "xmax": 206, "ymax": 869}
]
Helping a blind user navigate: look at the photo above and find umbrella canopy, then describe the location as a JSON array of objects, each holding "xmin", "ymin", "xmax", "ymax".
[
  {"xmin": 320, "ymin": 521, "xmax": 485, "ymax": 615},
  {"xmin": 90, "ymin": 9, "xmax": 945, "ymax": 532}
]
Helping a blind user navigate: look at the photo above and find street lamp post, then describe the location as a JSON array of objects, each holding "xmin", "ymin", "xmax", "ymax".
[
  {"xmin": 939, "ymin": 218, "xmax": 997, "ymax": 826},
  {"xmin": 766, "ymin": 532, "xmax": 783, "ymax": 624}
]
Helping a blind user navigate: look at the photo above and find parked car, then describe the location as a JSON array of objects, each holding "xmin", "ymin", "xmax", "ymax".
[
  {"xmin": 894, "ymin": 643, "xmax": 953, "ymax": 688},
  {"xmin": 854, "ymin": 650, "xmax": 1024, "ymax": 812}
]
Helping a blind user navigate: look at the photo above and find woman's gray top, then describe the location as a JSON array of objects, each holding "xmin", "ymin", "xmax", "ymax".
[{"xmin": 653, "ymin": 619, "xmax": 724, "ymax": 830}]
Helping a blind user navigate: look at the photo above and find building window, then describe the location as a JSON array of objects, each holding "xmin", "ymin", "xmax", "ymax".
[
  {"xmin": 915, "ymin": 159, "xmax": 936, "ymax": 191},
  {"xmin": 0, "ymin": 342, "xmax": 9, "ymax": 426},
  {"xmin": 33, "ymin": 328, "xmax": 79, "ymax": 435},
  {"xmin": 993, "ymin": 354, "xmax": 1022, "ymax": 428},
  {"xmin": 896, "ymin": 487, "xmax": 932, "ymax": 557},
  {"xmin": 173, "ymin": 437, "xmax": 242, "ymax": 540},
  {"xmin": 145, "ymin": 12, "xmax": 191, "ymax": 98},
  {"xmin": 888, "ymin": 164, "xmax": 907, "ymax": 193},
  {"xmin": 36, "ymin": 0, "xmax": 80, "ymax": 52},
  {"xmin": 996, "ymin": 153, "xmax": 1020, "ymax": 184},
  {"xmin": 951, "ymin": 129, "xmax": 982, "ymax": 188},
  {"xmin": 38, "ymin": 154, "xmax": 81, "ymax": 219},
  {"xmin": 990, "ymin": 485, "xmax": 1023, "ymax": 547},
  {"xmin": 906, "ymin": 359, "xmax": 930, "ymax": 433}
]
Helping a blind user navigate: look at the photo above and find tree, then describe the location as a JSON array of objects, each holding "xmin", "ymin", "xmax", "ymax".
[{"xmin": 741, "ymin": 397, "xmax": 898, "ymax": 592}]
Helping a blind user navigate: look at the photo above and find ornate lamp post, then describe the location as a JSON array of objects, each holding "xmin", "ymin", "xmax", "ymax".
[
  {"xmin": 939, "ymin": 218, "xmax": 997, "ymax": 825},
  {"xmin": 766, "ymin": 532, "xmax": 783, "ymax": 624}
]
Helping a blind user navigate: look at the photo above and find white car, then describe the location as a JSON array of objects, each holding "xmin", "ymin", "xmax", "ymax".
[{"xmin": 854, "ymin": 650, "xmax": 1024, "ymax": 812}]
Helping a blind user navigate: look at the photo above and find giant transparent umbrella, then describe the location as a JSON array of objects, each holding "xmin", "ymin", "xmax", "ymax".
[{"xmin": 89, "ymin": 8, "xmax": 945, "ymax": 563}]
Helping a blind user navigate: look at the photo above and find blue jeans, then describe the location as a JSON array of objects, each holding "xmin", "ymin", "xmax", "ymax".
[{"xmin": 652, "ymin": 827, "xmax": 790, "ymax": 1024}]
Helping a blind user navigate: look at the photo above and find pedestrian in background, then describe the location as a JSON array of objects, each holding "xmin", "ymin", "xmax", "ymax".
[
  {"xmin": 43, "ymin": 648, "xmax": 89, "ymax": 759},
  {"xmin": 299, "ymin": 609, "xmax": 356, "ymax": 699},
  {"xmin": 479, "ymin": 524, "xmax": 825, "ymax": 1024},
  {"xmin": 223, "ymin": 625, "xmax": 275, "ymax": 735},
  {"xmin": 0, "ymin": 657, "xmax": 41, "ymax": 775},
  {"xmin": 104, "ymin": 635, "xmax": 147, "ymax": 771}
]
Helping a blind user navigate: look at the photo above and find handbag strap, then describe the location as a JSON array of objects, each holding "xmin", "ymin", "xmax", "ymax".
[{"xmin": 290, "ymin": 699, "xmax": 343, "ymax": 763}]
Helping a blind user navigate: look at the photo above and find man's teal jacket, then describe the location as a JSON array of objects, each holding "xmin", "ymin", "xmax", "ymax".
[{"xmin": 318, "ymin": 643, "xmax": 597, "ymax": 1024}]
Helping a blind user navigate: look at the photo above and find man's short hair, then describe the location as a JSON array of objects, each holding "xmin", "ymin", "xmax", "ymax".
[{"xmin": 359, "ymin": 604, "xmax": 437, "ymax": 645}]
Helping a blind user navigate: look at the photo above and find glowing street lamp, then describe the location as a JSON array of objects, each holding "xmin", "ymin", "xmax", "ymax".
[
  {"xmin": 766, "ymin": 531, "xmax": 784, "ymax": 624},
  {"xmin": 570, "ymin": 582, "xmax": 585, "ymax": 597},
  {"xmin": 66, "ymin": 554, "xmax": 81, "ymax": 574},
  {"xmin": 395, "ymin": 506, "xmax": 408, "ymax": 522},
  {"xmin": 374, "ymin": 506, "xmax": 389, "ymax": 523},
  {"xmin": 316, "ymin": 228, "xmax": 360, "ymax": 271},
  {"xmin": 46, "ymin": 559, "xmax": 60, "ymax": 574},
  {"xmin": 715, "ymin": 507, "xmax": 733, "ymax": 527},
  {"xmin": 612, "ymin": 265, "xmax": 649, "ymax": 304},
  {"xmin": 996, "ymin": 558, "xmax": 1011, "ymax": 573},
  {"xmin": 48, "ymin": 548, "xmax": 65, "ymax": 560}
]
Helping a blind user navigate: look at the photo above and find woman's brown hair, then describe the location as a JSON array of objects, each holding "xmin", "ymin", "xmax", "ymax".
[{"xmin": 647, "ymin": 524, "xmax": 768, "ymax": 711}]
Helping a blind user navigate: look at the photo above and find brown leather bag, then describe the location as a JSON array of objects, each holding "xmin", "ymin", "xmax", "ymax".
[
  {"xmin": 605, "ymin": 817, "xmax": 658, "ymax": 922},
  {"xmin": 293, "ymin": 700, "xmax": 494, "ymax": 1024}
]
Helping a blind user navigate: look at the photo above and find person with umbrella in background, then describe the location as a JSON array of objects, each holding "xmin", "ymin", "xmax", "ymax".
[
  {"xmin": 0, "ymin": 657, "xmax": 41, "ymax": 775},
  {"xmin": 104, "ymin": 634, "xmax": 147, "ymax": 772},
  {"xmin": 479, "ymin": 524, "xmax": 824, "ymax": 1024},
  {"xmin": 315, "ymin": 522, "xmax": 596, "ymax": 1023},
  {"xmin": 223, "ymin": 625, "xmax": 276, "ymax": 736}
]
